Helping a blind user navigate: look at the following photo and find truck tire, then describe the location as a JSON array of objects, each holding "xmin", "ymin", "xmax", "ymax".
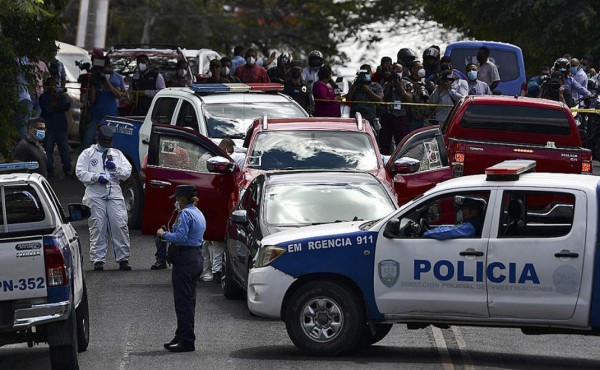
[
  {"xmin": 122, "ymin": 167, "xmax": 141, "ymax": 229},
  {"xmin": 355, "ymin": 323, "xmax": 393, "ymax": 350},
  {"xmin": 76, "ymin": 284, "xmax": 90, "ymax": 352},
  {"xmin": 284, "ymin": 280, "xmax": 365, "ymax": 356},
  {"xmin": 49, "ymin": 309, "xmax": 79, "ymax": 370},
  {"xmin": 221, "ymin": 250, "xmax": 245, "ymax": 300}
]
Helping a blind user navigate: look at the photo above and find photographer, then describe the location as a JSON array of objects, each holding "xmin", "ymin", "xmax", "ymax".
[
  {"xmin": 347, "ymin": 64, "xmax": 384, "ymax": 135},
  {"xmin": 379, "ymin": 63, "xmax": 412, "ymax": 155},
  {"xmin": 430, "ymin": 72, "xmax": 465, "ymax": 125},
  {"xmin": 403, "ymin": 60, "xmax": 431, "ymax": 130}
]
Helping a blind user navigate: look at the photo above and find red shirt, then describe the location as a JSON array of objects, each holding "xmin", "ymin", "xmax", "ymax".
[{"xmin": 235, "ymin": 65, "xmax": 270, "ymax": 83}]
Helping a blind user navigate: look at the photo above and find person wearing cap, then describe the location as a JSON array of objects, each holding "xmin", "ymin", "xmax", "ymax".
[
  {"xmin": 283, "ymin": 60, "xmax": 314, "ymax": 115},
  {"xmin": 76, "ymin": 125, "xmax": 132, "ymax": 271},
  {"xmin": 424, "ymin": 196, "xmax": 487, "ymax": 240},
  {"xmin": 430, "ymin": 71, "xmax": 465, "ymax": 125},
  {"xmin": 130, "ymin": 54, "xmax": 165, "ymax": 116},
  {"xmin": 202, "ymin": 59, "xmax": 231, "ymax": 83},
  {"xmin": 156, "ymin": 185, "xmax": 205, "ymax": 353},
  {"xmin": 81, "ymin": 58, "xmax": 125, "ymax": 151}
]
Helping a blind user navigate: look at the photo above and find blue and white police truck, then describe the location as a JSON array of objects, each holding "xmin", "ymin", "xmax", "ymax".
[
  {"xmin": 248, "ymin": 160, "xmax": 600, "ymax": 355},
  {"xmin": 0, "ymin": 163, "xmax": 91, "ymax": 370}
]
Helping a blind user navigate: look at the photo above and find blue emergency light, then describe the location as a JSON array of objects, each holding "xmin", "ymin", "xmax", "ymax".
[
  {"xmin": 190, "ymin": 83, "xmax": 283, "ymax": 94},
  {"xmin": 0, "ymin": 162, "xmax": 39, "ymax": 173}
]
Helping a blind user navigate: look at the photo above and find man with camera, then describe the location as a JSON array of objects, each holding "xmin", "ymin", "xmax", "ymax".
[
  {"xmin": 347, "ymin": 64, "xmax": 384, "ymax": 135},
  {"xmin": 430, "ymin": 71, "xmax": 465, "ymax": 125},
  {"xmin": 403, "ymin": 59, "xmax": 431, "ymax": 131},
  {"xmin": 379, "ymin": 63, "xmax": 412, "ymax": 155}
]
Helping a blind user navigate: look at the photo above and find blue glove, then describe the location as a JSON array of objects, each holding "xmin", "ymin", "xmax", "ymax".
[
  {"xmin": 105, "ymin": 160, "xmax": 116, "ymax": 170},
  {"xmin": 98, "ymin": 176, "xmax": 109, "ymax": 184}
]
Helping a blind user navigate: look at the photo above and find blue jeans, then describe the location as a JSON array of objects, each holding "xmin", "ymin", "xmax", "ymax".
[
  {"xmin": 45, "ymin": 130, "xmax": 72, "ymax": 175},
  {"xmin": 155, "ymin": 236, "xmax": 167, "ymax": 263},
  {"xmin": 15, "ymin": 100, "xmax": 33, "ymax": 139}
]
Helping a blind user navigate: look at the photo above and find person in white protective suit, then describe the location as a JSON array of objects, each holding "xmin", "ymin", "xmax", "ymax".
[{"xmin": 76, "ymin": 125, "xmax": 132, "ymax": 271}]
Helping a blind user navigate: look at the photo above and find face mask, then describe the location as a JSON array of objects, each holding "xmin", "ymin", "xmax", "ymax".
[
  {"xmin": 34, "ymin": 130, "xmax": 45, "ymax": 141},
  {"xmin": 467, "ymin": 70, "xmax": 478, "ymax": 81},
  {"xmin": 138, "ymin": 63, "xmax": 147, "ymax": 72},
  {"xmin": 245, "ymin": 56, "xmax": 256, "ymax": 65},
  {"xmin": 96, "ymin": 144, "xmax": 108, "ymax": 152},
  {"xmin": 174, "ymin": 201, "xmax": 181, "ymax": 211},
  {"xmin": 417, "ymin": 68, "xmax": 426, "ymax": 78},
  {"xmin": 105, "ymin": 74, "xmax": 111, "ymax": 81},
  {"xmin": 570, "ymin": 66, "xmax": 578, "ymax": 75},
  {"xmin": 221, "ymin": 67, "xmax": 230, "ymax": 76},
  {"xmin": 177, "ymin": 69, "xmax": 187, "ymax": 77},
  {"xmin": 291, "ymin": 69, "xmax": 302, "ymax": 79}
]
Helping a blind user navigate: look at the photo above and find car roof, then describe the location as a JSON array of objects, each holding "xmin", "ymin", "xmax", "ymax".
[
  {"xmin": 262, "ymin": 170, "xmax": 384, "ymax": 186},
  {"xmin": 255, "ymin": 117, "xmax": 368, "ymax": 132},
  {"xmin": 466, "ymin": 95, "xmax": 567, "ymax": 109},
  {"xmin": 0, "ymin": 172, "xmax": 44, "ymax": 184},
  {"xmin": 430, "ymin": 172, "xmax": 600, "ymax": 194},
  {"xmin": 158, "ymin": 87, "xmax": 297, "ymax": 104}
]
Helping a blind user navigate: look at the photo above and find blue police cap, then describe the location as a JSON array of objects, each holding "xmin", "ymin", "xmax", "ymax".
[{"xmin": 170, "ymin": 185, "xmax": 196, "ymax": 199}]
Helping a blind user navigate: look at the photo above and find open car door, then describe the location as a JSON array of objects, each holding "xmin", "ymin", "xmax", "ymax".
[
  {"xmin": 386, "ymin": 125, "xmax": 453, "ymax": 206},
  {"xmin": 142, "ymin": 124, "xmax": 237, "ymax": 241}
]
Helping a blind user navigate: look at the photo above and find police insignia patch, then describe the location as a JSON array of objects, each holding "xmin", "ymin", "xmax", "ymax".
[
  {"xmin": 378, "ymin": 259, "xmax": 400, "ymax": 288},
  {"xmin": 91, "ymin": 158, "xmax": 98, "ymax": 166}
]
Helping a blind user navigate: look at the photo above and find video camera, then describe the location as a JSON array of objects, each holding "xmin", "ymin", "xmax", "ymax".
[{"xmin": 355, "ymin": 69, "xmax": 372, "ymax": 85}]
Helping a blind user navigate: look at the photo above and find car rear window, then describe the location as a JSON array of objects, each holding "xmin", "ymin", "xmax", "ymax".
[
  {"xmin": 449, "ymin": 48, "xmax": 520, "ymax": 81},
  {"xmin": 1, "ymin": 185, "xmax": 45, "ymax": 225},
  {"xmin": 247, "ymin": 131, "xmax": 379, "ymax": 171},
  {"xmin": 204, "ymin": 101, "xmax": 308, "ymax": 140},
  {"xmin": 461, "ymin": 104, "xmax": 571, "ymax": 135}
]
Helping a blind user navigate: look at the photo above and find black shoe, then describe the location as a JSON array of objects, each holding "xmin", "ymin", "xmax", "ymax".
[
  {"xmin": 166, "ymin": 342, "xmax": 195, "ymax": 352},
  {"xmin": 151, "ymin": 261, "xmax": 168, "ymax": 270},
  {"xmin": 119, "ymin": 260, "xmax": 132, "ymax": 271},
  {"xmin": 93, "ymin": 262, "xmax": 104, "ymax": 271},
  {"xmin": 163, "ymin": 337, "xmax": 179, "ymax": 349},
  {"xmin": 212, "ymin": 271, "xmax": 222, "ymax": 283}
]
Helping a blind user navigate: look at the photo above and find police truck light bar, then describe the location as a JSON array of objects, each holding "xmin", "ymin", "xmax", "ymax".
[
  {"xmin": 485, "ymin": 159, "xmax": 536, "ymax": 181},
  {"xmin": 0, "ymin": 162, "xmax": 39, "ymax": 173},
  {"xmin": 190, "ymin": 83, "xmax": 283, "ymax": 94}
]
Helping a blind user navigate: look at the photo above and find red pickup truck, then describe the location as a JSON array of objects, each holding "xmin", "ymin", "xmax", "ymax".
[{"xmin": 387, "ymin": 95, "xmax": 593, "ymax": 205}]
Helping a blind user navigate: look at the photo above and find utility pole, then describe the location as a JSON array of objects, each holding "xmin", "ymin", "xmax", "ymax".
[{"xmin": 75, "ymin": 0, "xmax": 110, "ymax": 49}]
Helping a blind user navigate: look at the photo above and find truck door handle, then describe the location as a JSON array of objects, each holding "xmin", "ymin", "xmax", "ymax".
[
  {"xmin": 142, "ymin": 139, "xmax": 149, "ymax": 145},
  {"xmin": 554, "ymin": 251, "xmax": 579, "ymax": 258},
  {"xmin": 150, "ymin": 180, "xmax": 171, "ymax": 187},
  {"xmin": 69, "ymin": 237, "xmax": 78, "ymax": 243},
  {"xmin": 459, "ymin": 250, "xmax": 484, "ymax": 257}
]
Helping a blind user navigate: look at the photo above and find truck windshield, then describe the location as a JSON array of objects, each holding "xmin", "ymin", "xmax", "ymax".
[
  {"xmin": 204, "ymin": 102, "xmax": 307, "ymax": 139},
  {"xmin": 246, "ymin": 131, "xmax": 379, "ymax": 171},
  {"xmin": 265, "ymin": 182, "xmax": 395, "ymax": 226}
]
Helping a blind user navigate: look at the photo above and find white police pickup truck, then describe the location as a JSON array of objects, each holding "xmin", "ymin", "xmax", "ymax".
[
  {"xmin": 0, "ymin": 163, "xmax": 90, "ymax": 370},
  {"xmin": 248, "ymin": 160, "xmax": 600, "ymax": 355}
]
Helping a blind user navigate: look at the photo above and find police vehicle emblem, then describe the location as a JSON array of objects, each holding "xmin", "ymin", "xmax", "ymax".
[
  {"xmin": 91, "ymin": 158, "xmax": 98, "ymax": 166},
  {"xmin": 378, "ymin": 259, "xmax": 400, "ymax": 288}
]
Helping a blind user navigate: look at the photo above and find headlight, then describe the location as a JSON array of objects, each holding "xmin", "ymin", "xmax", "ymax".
[{"xmin": 254, "ymin": 245, "xmax": 286, "ymax": 268}]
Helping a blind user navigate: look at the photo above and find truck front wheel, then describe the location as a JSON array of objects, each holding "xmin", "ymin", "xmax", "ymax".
[{"xmin": 284, "ymin": 280, "xmax": 365, "ymax": 356}]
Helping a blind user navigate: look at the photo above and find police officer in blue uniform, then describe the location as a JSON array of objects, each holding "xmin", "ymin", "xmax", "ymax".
[
  {"xmin": 156, "ymin": 185, "xmax": 205, "ymax": 352},
  {"xmin": 424, "ymin": 196, "xmax": 486, "ymax": 240}
]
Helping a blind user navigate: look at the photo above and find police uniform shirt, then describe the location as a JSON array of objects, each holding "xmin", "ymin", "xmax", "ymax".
[{"xmin": 164, "ymin": 204, "xmax": 206, "ymax": 247}]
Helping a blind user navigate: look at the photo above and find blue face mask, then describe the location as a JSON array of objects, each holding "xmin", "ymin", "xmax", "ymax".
[
  {"xmin": 467, "ymin": 70, "xmax": 478, "ymax": 81},
  {"xmin": 570, "ymin": 66, "xmax": 578, "ymax": 75},
  {"xmin": 34, "ymin": 129, "xmax": 45, "ymax": 141}
]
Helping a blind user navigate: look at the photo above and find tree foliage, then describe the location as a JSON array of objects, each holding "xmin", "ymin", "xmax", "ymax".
[
  {"xmin": 416, "ymin": 0, "xmax": 600, "ymax": 74},
  {"xmin": 0, "ymin": 0, "xmax": 66, "ymax": 156}
]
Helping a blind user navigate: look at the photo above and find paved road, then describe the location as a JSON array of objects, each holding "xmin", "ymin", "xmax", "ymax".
[{"xmin": 2, "ymin": 167, "xmax": 600, "ymax": 369}]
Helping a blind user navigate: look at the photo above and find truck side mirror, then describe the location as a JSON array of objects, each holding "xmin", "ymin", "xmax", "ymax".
[
  {"xmin": 230, "ymin": 209, "xmax": 248, "ymax": 225},
  {"xmin": 383, "ymin": 218, "xmax": 401, "ymax": 238},
  {"xmin": 207, "ymin": 156, "xmax": 235, "ymax": 174},
  {"xmin": 67, "ymin": 204, "xmax": 91, "ymax": 222},
  {"xmin": 391, "ymin": 157, "xmax": 420, "ymax": 175}
]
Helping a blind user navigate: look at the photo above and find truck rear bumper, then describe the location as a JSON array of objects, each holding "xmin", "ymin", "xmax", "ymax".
[{"xmin": 12, "ymin": 301, "xmax": 70, "ymax": 329}]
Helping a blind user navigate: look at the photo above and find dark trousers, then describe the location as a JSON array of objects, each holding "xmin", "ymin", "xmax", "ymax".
[
  {"xmin": 172, "ymin": 248, "xmax": 202, "ymax": 345},
  {"xmin": 379, "ymin": 114, "xmax": 410, "ymax": 155},
  {"xmin": 155, "ymin": 236, "xmax": 167, "ymax": 263},
  {"xmin": 45, "ymin": 129, "xmax": 72, "ymax": 175}
]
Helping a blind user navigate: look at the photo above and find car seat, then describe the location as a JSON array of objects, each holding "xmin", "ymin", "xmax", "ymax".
[{"xmin": 504, "ymin": 199, "xmax": 525, "ymax": 236}]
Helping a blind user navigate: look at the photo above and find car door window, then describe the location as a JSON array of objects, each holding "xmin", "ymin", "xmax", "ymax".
[
  {"xmin": 175, "ymin": 100, "xmax": 199, "ymax": 132},
  {"xmin": 401, "ymin": 136, "xmax": 444, "ymax": 172},
  {"xmin": 497, "ymin": 191, "xmax": 574, "ymax": 238},
  {"xmin": 151, "ymin": 97, "xmax": 179, "ymax": 124},
  {"xmin": 157, "ymin": 135, "xmax": 215, "ymax": 172}
]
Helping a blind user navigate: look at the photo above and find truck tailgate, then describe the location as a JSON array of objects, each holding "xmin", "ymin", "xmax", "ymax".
[
  {"xmin": 0, "ymin": 235, "xmax": 47, "ymax": 301},
  {"xmin": 456, "ymin": 139, "xmax": 587, "ymax": 175}
]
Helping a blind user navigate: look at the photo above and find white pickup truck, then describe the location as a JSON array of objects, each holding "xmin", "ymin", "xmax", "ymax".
[
  {"xmin": 0, "ymin": 163, "xmax": 91, "ymax": 370},
  {"xmin": 248, "ymin": 160, "xmax": 600, "ymax": 355}
]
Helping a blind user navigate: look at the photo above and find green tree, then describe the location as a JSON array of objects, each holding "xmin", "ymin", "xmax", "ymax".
[
  {"xmin": 0, "ymin": 0, "xmax": 66, "ymax": 156},
  {"xmin": 416, "ymin": 0, "xmax": 600, "ymax": 74}
]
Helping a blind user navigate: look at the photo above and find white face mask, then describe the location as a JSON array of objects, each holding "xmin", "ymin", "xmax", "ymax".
[
  {"xmin": 177, "ymin": 69, "xmax": 187, "ymax": 77},
  {"xmin": 245, "ymin": 56, "xmax": 256, "ymax": 65},
  {"xmin": 221, "ymin": 66, "xmax": 230, "ymax": 76},
  {"xmin": 138, "ymin": 63, "xmax": 147, "ymax": 72},
  {"xmin": 417, "ymin": 68, "xmax": 426, "ymax": 78},
  {"xmin": 105, "ymin": 74, "xmax": 111, "ymax": 81},
  {"xmin": 174, "ymin": 201, "xmax": 181, "ymax": 211}
]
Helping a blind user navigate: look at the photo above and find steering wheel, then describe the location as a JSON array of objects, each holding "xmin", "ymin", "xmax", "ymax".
[
  {"xmin": 419, "ymin": 218, "xmax": 430, "ymax": 233},
  {"xmin": 407, "ymin": 220, "xmax": 423, "ymax": 237}
]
